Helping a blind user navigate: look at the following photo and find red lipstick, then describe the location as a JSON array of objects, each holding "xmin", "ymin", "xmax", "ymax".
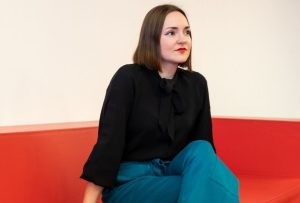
[{"xmin": 176, "ymin": 48, "xmax": 187, "ymax": 54}]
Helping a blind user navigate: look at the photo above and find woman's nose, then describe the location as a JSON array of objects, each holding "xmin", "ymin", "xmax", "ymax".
[{"xmin": 177, "ymin": 33, "xmax": 188, "ymax": 44}]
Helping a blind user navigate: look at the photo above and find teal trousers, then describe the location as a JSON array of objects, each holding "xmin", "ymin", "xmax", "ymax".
[{"xmin": 102, "ymin": 140, "xmax": 239, "ymax": 203}]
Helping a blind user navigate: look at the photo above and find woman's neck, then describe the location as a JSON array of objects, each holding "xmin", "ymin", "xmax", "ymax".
[{"xmin": 159, "ymin": 64, "xmax": 178, "ymax": 79}]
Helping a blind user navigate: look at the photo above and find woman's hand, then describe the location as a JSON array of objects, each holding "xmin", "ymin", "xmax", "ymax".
[{"xmin": 83, "ymin": 182, "xmax": 104, "ymax": 203}]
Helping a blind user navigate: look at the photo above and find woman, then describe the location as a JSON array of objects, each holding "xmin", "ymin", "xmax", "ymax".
[{"xmin": 81, "ymin": 4, "xmax": 239, "ymax": 203}]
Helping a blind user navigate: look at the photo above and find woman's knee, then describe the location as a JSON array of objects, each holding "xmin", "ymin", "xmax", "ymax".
[
  {"xmin": 184, "ymin": 140, "xmax": 215, "ymax": 157},
  {"xmin": 167, "ymin": 140, "xmax": 216, "ymax": 175}
]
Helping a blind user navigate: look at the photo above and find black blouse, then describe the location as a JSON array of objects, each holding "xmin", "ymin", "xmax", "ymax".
[{"xmin": 80, "ymin": 64, "xmax": 215, "ymax": 188}]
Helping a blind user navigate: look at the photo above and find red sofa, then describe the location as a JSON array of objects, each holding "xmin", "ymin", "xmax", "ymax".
[
  {"xmin": 0, "ymin": 118, "xmax": 299, "ymax": 202},
  {"xmin": 214, "ymin": 118, "xmax": 300, "ymax": 202}
]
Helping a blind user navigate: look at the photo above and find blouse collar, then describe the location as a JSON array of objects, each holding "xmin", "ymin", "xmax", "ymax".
[{"xmin": 157, "ymin": 69, "xmax": 185, "ymax": 141}]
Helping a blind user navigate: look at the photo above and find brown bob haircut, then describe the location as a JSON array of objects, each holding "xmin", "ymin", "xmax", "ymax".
[{"xmin": 133, "ymin": 4, "xmax": 192, "ymax": 71}]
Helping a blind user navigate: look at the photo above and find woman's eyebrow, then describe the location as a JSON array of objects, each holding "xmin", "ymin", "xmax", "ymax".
[{"xmin": 165, "ymin": 26, "xmax": 190, "ymax": 30}]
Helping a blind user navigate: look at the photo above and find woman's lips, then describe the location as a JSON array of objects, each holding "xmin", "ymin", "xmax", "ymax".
[{"xmin": 176, "ymin": 48, "xmax": 187, "ymax": 54}]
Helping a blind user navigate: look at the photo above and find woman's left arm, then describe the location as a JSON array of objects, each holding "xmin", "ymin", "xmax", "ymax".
[{"xmin": 190, "ymin": 74, "xmax": 216, "ymax": 152}]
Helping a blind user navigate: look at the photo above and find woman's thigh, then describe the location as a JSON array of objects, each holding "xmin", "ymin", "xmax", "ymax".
[
  {"xmin": 103, "ymin": 176, "xmax": 181, "ymax": 203},
  {"xmin": 165, "ymin": 140, "xmax": 239, "ymax": 202}
]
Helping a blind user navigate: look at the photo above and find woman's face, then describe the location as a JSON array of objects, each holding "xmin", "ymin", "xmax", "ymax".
[{"xmin": 160, "ymin": 11, "xmax": 192, "ymax": 69}]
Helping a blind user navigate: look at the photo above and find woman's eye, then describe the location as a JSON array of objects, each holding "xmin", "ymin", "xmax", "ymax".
[
  {"xmin": 185, "ymin": 30, "xmax": 192, "ymax": 36},
  {"xmin": 166, "ymin": 31, "xmax": 175, "ymax": 36}
]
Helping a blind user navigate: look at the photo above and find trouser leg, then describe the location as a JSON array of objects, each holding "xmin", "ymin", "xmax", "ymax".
[
  {"xmin": 167, "ymin": 140, "xmax": 239, "ymax": 203},
  {"xmin": 103, "ymin": 140, "xmax": 239, "ymax": 203},
  {"xmin": 102, "ymin": 160, "xmax": 181, "ymax": 203}
]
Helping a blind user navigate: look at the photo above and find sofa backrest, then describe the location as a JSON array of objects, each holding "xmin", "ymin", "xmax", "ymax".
[
  {"xmin": 213, "ymin": 118, "xmax": 300, "ymax": 178},
  {"xmin": 0, "ymin": 122, "xmax": 98, "ymax": 203}
]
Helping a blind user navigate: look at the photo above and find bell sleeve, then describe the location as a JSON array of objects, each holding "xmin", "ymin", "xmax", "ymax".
[
  {"xmin": 190, "ymin": 73, "xmax": 216, "ymax": 152},
  {"xmin": 80, "ymin": 65, "xmax": 134, "ymax": 188}
]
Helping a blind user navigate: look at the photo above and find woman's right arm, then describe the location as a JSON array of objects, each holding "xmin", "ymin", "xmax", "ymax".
[
  {"xmin": 81, "ymin": 66, "xmax": 135, "ymax": 201},
  {"xmin": 83, "ymin": 182, "xmax": 104, "ymax": 203}
]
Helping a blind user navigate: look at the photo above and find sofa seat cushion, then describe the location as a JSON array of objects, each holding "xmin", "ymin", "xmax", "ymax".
[{"xmin": 239, "ymin": 175, "xmax": 300, "ymax": 203}]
